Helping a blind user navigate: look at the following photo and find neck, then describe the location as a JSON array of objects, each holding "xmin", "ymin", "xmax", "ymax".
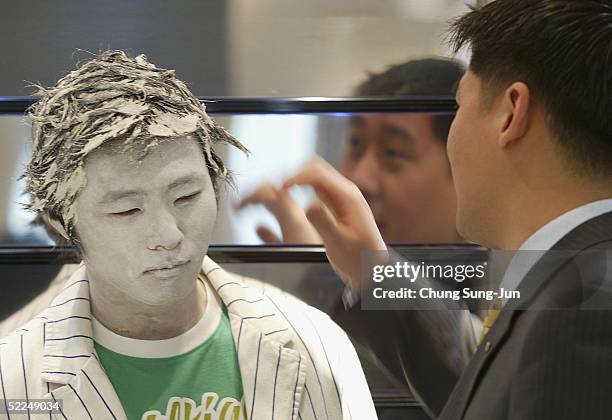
[
  {"xmin": 90, "ymin": 277, "xmax": 207, "ymax": 340},
  {"xmin": 495, "ymin": 181, "xmax": 612, "ymax": 250}
]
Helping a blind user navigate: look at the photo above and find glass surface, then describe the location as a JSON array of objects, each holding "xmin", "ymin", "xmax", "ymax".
[{"xmin": 0, "ymin": 110, "xmax": 457, "ymax": 246}]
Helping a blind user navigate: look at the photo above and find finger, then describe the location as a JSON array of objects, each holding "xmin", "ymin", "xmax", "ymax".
[
  {"xmin": 256, "ymin": 226, "xmax": 281, "ymax": 244},
  {"xmin": 282, "ymin": 156, "xmax": 345, "ymax": 191},
  {"xmin": 236, "ymin": 184, "xmax": 278, "ymax": 210},
  {"xmin": 305, "ymin": 200, "xmax": 342, "ymax": 246},
  {"xmin": 283, "ymin": 157, "xmax": 366, "ymax": 221},
  {"xmin": 238, "ymin": 185, "xmax": 308, "ymax": 227}
]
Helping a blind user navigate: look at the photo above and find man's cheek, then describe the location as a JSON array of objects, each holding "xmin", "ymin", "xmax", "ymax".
[
  {"xmin": 97, "ymin": 229, "xmax": 132, "ymax": 252},
  {"xmin": 184, "ymin": 214, "xmax": 215, "ymax": 241}
]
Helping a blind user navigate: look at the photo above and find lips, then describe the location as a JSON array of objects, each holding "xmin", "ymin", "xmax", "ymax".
[{"xmin": 144, "ymin": 259, "xmax": 189, "ymax": 275}]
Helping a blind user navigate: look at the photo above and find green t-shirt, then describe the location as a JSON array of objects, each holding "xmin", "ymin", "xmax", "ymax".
[{"xmin": 93, "ymin": 283, "xmax": 245, "ymax": 420}]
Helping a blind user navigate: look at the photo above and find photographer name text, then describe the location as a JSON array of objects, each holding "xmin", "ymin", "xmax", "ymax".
[{"xmin": 372, "ymin": 287, "xmax": 520, "ymax": 301}]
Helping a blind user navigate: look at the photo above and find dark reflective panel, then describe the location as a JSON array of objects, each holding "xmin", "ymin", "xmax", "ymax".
[{"xmin": 0, "ymin": 107, "xmax": 458, "ymax": 248}]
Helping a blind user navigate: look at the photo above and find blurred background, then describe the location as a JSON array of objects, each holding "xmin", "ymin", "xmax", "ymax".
[{"xmin": 0, "ymin": 0, "xmax": 486, "ymax": 245}]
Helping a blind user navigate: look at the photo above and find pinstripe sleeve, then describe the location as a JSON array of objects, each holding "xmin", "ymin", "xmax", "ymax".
[{"xmin": 307, "ymin": 309, "xmax": 378, "ymax": 420}]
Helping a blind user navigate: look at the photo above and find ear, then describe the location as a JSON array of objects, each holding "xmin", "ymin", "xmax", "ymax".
[
  {"xmin": 498, "ymin": 82, "xmax": 531, "ymax": 148},
  {"xmin": 41, "ymin": 212, "xmax": 70, "ymax": 240}
]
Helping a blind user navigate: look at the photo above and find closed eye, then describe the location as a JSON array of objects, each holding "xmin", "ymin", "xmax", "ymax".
[
  {"xmin": 175, "ymin": 191, "xmax": 201, "ymax": 204},
  {"xmin": 110, "ymin": 208, "xmax": 140, "ymax": 217}
]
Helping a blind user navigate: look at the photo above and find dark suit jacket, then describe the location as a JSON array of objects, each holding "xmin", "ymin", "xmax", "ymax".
[
  {"xmin": 334, "ymin": 211, "xmax": 612, "ymax": 419},
  {"xmin": 440, "ymin": 211, "xmax": 612, "ymax": 419}
]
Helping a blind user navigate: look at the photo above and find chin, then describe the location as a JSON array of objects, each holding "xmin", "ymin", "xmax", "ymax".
[
  {"xmin": 455, "ymin": 212, "xmax": 473, "ymax": 243},
  {"xmin": 137, "ymin": 282, "xmax": 195, "ymax": 307},
  {"xmin": 456, "ymin": 215, "xmax": 492, "ymax": 248},
  {"xmin": 140, "ymin": 270, "xmax": 201, "ymax": 303}
]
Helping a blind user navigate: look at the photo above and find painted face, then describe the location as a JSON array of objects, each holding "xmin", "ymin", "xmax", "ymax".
[
  {"xmin": 341, "ymin": 114, "xmax": 460, "ymax": 244},
  {"xmin": 74, "ymin": 136, "xmax": 217, "ymax": 306},
  {"xmin": 447, "ymin": 71, "xmax": 499, "ymax": 244}
]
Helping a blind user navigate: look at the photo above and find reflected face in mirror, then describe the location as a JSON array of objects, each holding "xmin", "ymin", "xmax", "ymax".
[
  {"xmin": 342, "ymin": 114, "xmax": 461, "ymax": 244},
  {"xmin": 73, "ymin": 136, "xmax": 217, "ymax": 307}
]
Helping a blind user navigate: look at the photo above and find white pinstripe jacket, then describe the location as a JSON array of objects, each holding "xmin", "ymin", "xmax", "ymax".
[{"xmin": 0, "ymin": 257, "xmax": 376, "ymax": 420}]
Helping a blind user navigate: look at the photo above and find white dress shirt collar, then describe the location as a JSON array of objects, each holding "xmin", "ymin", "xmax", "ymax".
[{"xmin": 499, "ymin": 198, "xmax": 612, "ymax": 305}]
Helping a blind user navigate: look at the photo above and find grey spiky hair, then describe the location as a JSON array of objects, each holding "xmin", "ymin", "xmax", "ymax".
[{"xmin": 23, "ymin": 50, "xmax": 248, "ymax": 240}]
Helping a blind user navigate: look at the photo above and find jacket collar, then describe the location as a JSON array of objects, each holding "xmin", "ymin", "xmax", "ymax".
[
  {"xmin": 441, "ymin": 210, "xmax": 612, "ymax": 420},
  {"xmin": 202, "ymin": 257, "xmax": 295, "ymax": 345},
  {"xmin": 41, "ymin": 257, "xmax": 307, "ymax": 420},
  {"xmin": 201, "ymin": 257, "xmax": 307, "ymax": 420},
  {"xmin": 40, "ymin": 264, "xmax": 126, "ymax": 419},
  {"xmin": 509, "ymin": 210, "xmax": 612, "ymax": 311},
  {"xmin": 42, "ymin": 263, "xmax": 95, "ymax": 385}
]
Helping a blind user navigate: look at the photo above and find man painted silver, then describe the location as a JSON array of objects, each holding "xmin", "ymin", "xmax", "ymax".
[{"xmin": 0, "ymin": 51, "xmax": 375, "ymax": 420}]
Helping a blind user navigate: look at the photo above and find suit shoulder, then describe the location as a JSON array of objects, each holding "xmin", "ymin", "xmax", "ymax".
[
  {"xmin": 509, "ymin": 310, "xmax": 612, "ymax": 417},
  {"xmin": 520, "ymin": 309, "xmax": 612, "ymax": 346},
  {"xmin": 539, "ymin": 242, "xmax": 612, "ymax": 309}
]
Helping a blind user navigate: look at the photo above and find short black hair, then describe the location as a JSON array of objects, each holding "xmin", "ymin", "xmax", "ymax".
[
  {"xmin": 355, "ymin": 58, "xmax": 465, "ymax": 144},
  {"xmin": 449, "ymin": 0, "xmax": 612, "ymax": 178}
]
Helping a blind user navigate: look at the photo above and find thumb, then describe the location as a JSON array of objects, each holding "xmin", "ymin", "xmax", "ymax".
[
  {"xmin": 256, "ymin": 226, "xmax": 282, "ymax": 244},
  {"xmin": 305, "ymin": 200, "xmax": 341, "ymax": 244}
]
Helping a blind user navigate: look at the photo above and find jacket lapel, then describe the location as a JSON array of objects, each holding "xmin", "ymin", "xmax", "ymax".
[
  {"xmin": 41, "ymin": 264, "xmax": 127, "ymax": 420},
  {"xmin": 47, "ymin": 355, "xmax": 126, "ymax": 420},
  {"xmin": 439, "ymin": 308, "xmax": 513, "ymax": 420},
  {"xmin": 40, "ymin": 257, "xmax": 310, "ymax": 420},
  {"xmin": 203, "ymin": 257, "xmax": 307, "ymax": 420},
  {"xmin": 441, "ymin": 211, "xmax": 612, "ymax": 420}
]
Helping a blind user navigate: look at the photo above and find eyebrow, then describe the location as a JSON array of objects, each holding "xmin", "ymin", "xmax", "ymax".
[
  {"xmin": 380, "ymin": 123, "xmax": 415, "ymax": 144},
  {"xmin": 98, "ymin": 189, "xmax": 142, "ymax": 205},
  {"xmin": 97, "ymin": 175, "xmax": 204, "ymax": 205},
  {"xmin": 167, "ymin": 174, "xmax": 202, "ymax": 191}
]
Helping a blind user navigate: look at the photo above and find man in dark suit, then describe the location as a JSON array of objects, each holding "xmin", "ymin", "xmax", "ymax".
[
  {"xmin": 239, "ymin": 58, "xmax": 479, "ymax": 418},
  {"xmin": 282, "ymin": 0, "xmax": 612, "ymax": 418}
]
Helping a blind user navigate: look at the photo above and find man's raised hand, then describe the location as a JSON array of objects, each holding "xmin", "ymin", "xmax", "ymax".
[
  {"xmin": 282, "ymin": 156, "xmax": 388, "ymax": 288},
  {"xmin": 237, "ymin": 183, "xmax": 321, "ymax": 244}
]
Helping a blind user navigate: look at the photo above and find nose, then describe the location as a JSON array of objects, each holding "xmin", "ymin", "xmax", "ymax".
[
  {"xmin": 146, "ymin": 207, "xmax": 184, "ymax": 251},
  {"xmin": 348, "ymin": 149, "xmax": 381, "ymax": 200}
]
